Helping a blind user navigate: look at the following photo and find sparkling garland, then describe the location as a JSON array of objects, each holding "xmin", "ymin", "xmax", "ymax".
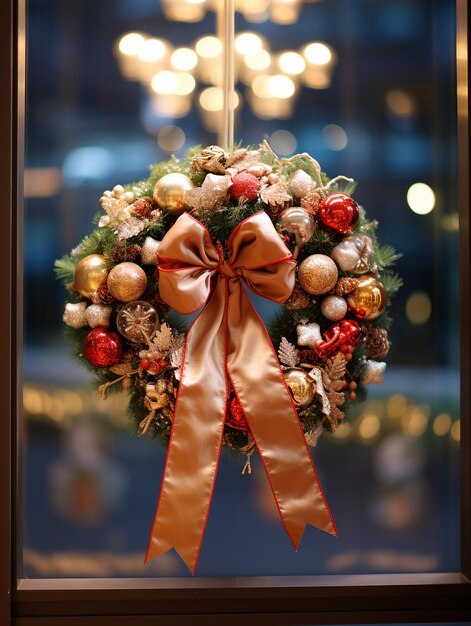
[{"xmin": 55, "ymin": 142, "xmax": 401, "ymax": 456}]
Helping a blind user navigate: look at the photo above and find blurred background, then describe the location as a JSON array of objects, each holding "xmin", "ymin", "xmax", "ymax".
[{"xmin": 23, "ymin": 0, "xmax": 459, "ymax": 578}]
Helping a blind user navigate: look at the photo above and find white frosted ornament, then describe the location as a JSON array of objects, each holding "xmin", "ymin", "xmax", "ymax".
[
  {"xmin": 296, "ymin": 322, "xmax": 323, "ymax": 348},
  {"xmin": 362, "ymin": 360, "xmax": 387, "ymax": 384},
  {"xmin": 86, "ymin": 304, "xmax": 113, "ymax": 328},
  {"xmin": 290, "ymin": 169, "xmax": 316, "ymax": 199},
  {"xmin": 140, "ymin": 237, "xmax": 161, "ymax": 265},
  {"xmin": 63, "ymin": 302, "xmax": 88, "ymax": 329},
  {"xmin": 321, "ymin": 295, "xmax": 348, "ymax": 321}
]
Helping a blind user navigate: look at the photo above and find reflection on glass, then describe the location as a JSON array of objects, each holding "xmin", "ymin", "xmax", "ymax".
[{"xmin": 23, "ymin": 0, "xmax": 458, "ymax": 578}]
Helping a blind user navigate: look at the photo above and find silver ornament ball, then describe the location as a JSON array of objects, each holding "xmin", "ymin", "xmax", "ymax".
[
  {"xmin": 278, "ymin": 207, "xmax": 316, "ymax": 258},
  {"xmin": 321, "ymin": 295, "xmax": 348, "ymax": 321}
]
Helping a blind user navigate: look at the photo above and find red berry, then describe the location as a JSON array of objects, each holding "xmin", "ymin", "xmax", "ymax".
[
  {"xmin": 345, "ymin": 353, "xmax": 353, "ymax": 362},
  {"xmin": 349, "ymin": 381, "xmax": 357, "ymax": 390},
  {"xmin": 140, "ymin": 358, "xmax": 150, "ymax": 370},
  {"xmin": 340, "ymin": 344, "xmax": 349, "ymax": 354},
  {"xmin": 229, "ymin": 172, "xmax": 261, "ymax": 202}
]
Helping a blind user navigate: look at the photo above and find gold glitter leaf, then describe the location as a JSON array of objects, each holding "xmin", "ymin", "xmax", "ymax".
[
  {"xmin": 278, "ymin": 337, "xmax": 299, "ymax": 367},
  {"xmin": 151, "ymin": 322, "xmax": 173, "ymax": 353},
  {"xmin": 260, "ymin": 181, "xmax": 292, "ymax": 210}
]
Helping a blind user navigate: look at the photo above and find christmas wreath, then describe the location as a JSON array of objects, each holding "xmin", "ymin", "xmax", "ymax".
[{"xmin": 55, "ymin": 141, "xmax": 401, "ymax": 571}]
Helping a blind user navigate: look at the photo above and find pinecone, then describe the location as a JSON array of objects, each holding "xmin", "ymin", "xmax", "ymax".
[
  {"xmin": 132, "ymin": 196, "xmax": 154, "ymax": 219},
  {"xmin": 191, "ymin": 145, "xmax": 228, "ymax": 174},
  {"xmin": 364, "ymin": 326, "xmax": 390, "ymax": 359},
  {"xmin": 301, "ymin": 190, "xmax": 323, "ymax": 214},
  {"xmin": 335, "ymin": 277, "xmax": 360, "ymax": 296},
  {"xmin": 96, "ymin": 281, "xmax": 115, "ymax": 305},
  {"xmin": 285, "ymin": 281, "xmax": 311, "ymax": 310},
  {"xmin": 112, "ymin": 244, "xmax": 141, "ymax": 263},
  {"xmin": 298, "ymin": 349, "xmax": 318, "ymax": 364},
  {"xmin": 150, "ymin": 291, "xmax": 170, "ymax": 313}
]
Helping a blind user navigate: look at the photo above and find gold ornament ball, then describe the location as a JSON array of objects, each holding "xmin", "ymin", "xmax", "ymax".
[
  {"xmin": 284, "ymin": 368, "xmax": 315, "ymax": 408},
  {"xmin": 298, "ymin": 254, "xmax": 338, "ymax": 295},
  {"xmin": 107, "ymin": 262, "xmax": 148, "ymax": 302},
  {"xmin": 153, "ymin": 173, "xmax": 194, "ymax": 214},
  {"xmin": 347, "ymin": 275, "xmax": 388, "ymax": 320},
  {"xmin": 74, "ymin": 254, "xmax": 108, "ymax": 299}
]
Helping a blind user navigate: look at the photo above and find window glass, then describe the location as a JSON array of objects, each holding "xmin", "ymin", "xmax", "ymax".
[{"xmin": 23, "ymin": 0, "xmax": 459, "ymax": 577}]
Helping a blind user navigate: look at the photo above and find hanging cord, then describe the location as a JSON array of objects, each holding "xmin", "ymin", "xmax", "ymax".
[{"xmin": 217, "ymin": 0, "xmax": 235, "ymax": 149}]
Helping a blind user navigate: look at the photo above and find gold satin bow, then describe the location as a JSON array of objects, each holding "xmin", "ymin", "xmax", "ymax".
[{"xmin": 145, "ymin": 211, "xmax": 336, "ymax": 573}]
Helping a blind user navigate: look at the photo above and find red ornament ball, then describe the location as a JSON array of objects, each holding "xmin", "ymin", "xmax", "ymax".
[
  {"xmin": 229, "ymin": 172, "xmax": 262, "ymax": 202},
  {"xmin": 83, "ymin": 327, "xmax": 123, "ymax": 368},
  {"xmin": 226, "ymin": 396, "xmax": 249, "ymax": 431},
  {"xmin": 318, "ymin": 193, "xmax": 359, "ymax": 234}
]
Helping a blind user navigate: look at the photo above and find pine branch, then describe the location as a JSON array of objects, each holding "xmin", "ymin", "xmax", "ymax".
[
  {"xmin": 54, "ymin": 255, "xmax": 76, "ymax": 284},
  {"xmin": 381, "ymin": 271, "xmax": 403, "ymax": 295},
  {"xmin": 376, "ymin": 244, "xmax": 402, "ymax": 270}
]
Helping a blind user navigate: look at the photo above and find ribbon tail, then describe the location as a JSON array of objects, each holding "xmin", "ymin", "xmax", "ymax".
[
  {"xmin": 145, "ymin": 280, "xmax": 228, "ymax": 574},
  {"xmin": 226, "ymin": 282, "xmax": 337, "ymax": 547}
]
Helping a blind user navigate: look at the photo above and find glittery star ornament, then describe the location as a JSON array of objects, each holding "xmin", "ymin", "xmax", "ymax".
[
  {"xmin": 185, "ymin": 174, "xmax": 232, "ymax": 211},
  {"xmin": 361, "ymin": 360, "xmax": 386, "ymax": 384},
  {"xmin": 63, "ymin": 302, "xmax": 88, "ymax": 329},
  {"xmin": 99, "ymin": 185, "xmax": 147, "ymax": 241},
  {"xmin": 296, "ymin": 322, "xmax": 323, "ymax": 348},
  {"xmin": 86, "ymin": 304, "xmax": 113, "ymax": 328}
]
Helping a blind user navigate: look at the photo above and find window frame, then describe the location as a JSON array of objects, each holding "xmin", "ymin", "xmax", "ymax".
[{"xmin": 1, "ymin": 0, "xmax": 470, "ymax": 623}]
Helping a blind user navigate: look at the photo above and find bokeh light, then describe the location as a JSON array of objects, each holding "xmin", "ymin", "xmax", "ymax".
[
  {"xmin": 278, "ymin": 51, "xmax": 305, "ymax": 75},
  {"xmin": 138, "ymin": 38, "xmax": 167, "ymax": 63},
  {"xmin": 450, "ymin": 420, "xmax": 460, "ymax": 443},
  {"xmin": 195, "ymin": 35, "xmax": 222, "ymax": 59},
  {"xmin": 407, "ymin": 182, "xmax": 436, "ymax": 214},
  {"xmin": 386, "ymin": 89, "xmax": 416, "ymax": 116},
  {"xmin": 387, "ymin": 394, "xmax": 408, "ymax": 418},
  {"xmin": 322, "ymin": 124, "xmax": 348, "ymax": 151},
  {"xmin": 303, "ymin": 42, "xmax": 332, "ymax": 65},
  {"xmin": 170, "ymin": 47, "xmax": 198, "ymax": 71},
  {"xmin": 235, "ymin": 32, "xmax": 264, "ymax": 56},
  {"xmin": 151, "ymin": 71, "xmax": 179, "ymax": 95},
  {"xmin": 245, "ymin": 49, "xmax": 271, "ymax": 71},
  {"xmin": 269, "ymin": 129, "xmax": 297, "ymax": 155},
  {"xmin": 118, "ymin": 32, "xmax": 145, "ymax": 56},
  {"xmin": 406, "ymin": 291, "xmax": 432, "ymax": 325},
  {"xmin": 157, "ymin": 126, "xmax": 186, "ymax": 152},
  {"xmin": 359, "ymin": 414, "xmax": 381, "ymax": 440},
  {"xmin": 433, "ymin": 413, "xmax": 452, "ymax": 436}
]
